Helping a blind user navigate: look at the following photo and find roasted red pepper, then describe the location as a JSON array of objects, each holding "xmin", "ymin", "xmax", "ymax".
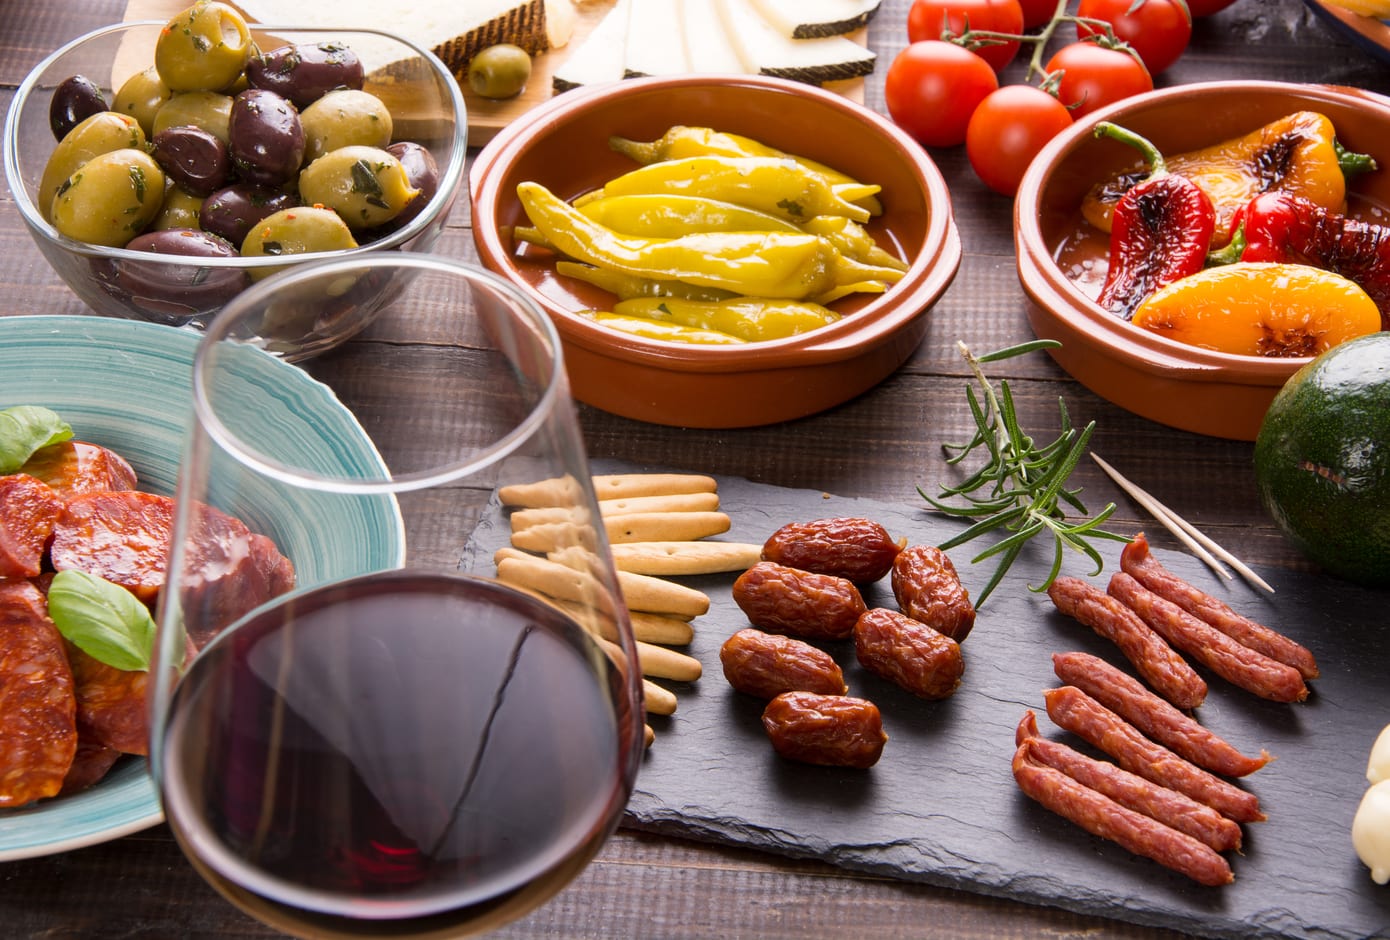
[
  {"xmin": 1093, "ymin": 122, "xmax": 1217, "ymax": 320},
  {"xmin": 1215, "ymin": 191, "xmax": 1390, "ymax": 330}
]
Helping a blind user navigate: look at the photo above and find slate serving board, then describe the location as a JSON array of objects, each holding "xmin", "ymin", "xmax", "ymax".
[{"xmin": 466, "ymin": 462, "xmax": 1390, "ymax": 940}]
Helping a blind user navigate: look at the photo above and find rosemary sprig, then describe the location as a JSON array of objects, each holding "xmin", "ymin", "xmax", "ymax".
[{"xmin": 921, "ymin": 339, "xmax": 1129, "ymax": 607}]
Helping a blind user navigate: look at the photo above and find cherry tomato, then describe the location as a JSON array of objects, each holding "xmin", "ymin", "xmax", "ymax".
[
  {"xmin": 1075, "ymin": 0, "xmax": 1192, "ymax": 75},
  {"xmin": 965, "ymin": 84, "xmax": 1073, "ymax": 196},
  {"xmin": 1044, "ymin": 42, "xmax": 1153, "ymax": 118},
  {"xmin": 1018, "ymin": 0, "xmax": 1061, "ymax": 27},
  {"xmin": 885, "ymin": 41, "xmax": 999, "ymax": 149},
  {"xmin": 906, "ymin": 0, "xmax": 1026, "ymax": 72},
  {"xmin": 1187, "ymin": 0, "xmax": 1240, "ymax": 14}
]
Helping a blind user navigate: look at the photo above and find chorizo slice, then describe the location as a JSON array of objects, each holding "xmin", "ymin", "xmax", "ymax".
[
  {"xmin": 64, "ymin": 640, "xmax": 149, "ymax": 756},
  {"xmin": 1108, "ymin": 571, "xmax": 1308, "ymax": 704},
  {"xmin": 1047, "ymin": 575, "xmax": 1207, "ymax": 710},
  {"xmin": 1052, "ymin": 650, "xmax": 1271, "ymax": 777},
  {"xmin": 0, "ymin": 473, "xmax": 64, "ymax": 579},
  {"xmin": 0, "ymin": 580, "xmax": 77, "ymax": 807},
  {"xmin": 20, "ymin": 440, "xmax": 137, "ymax": 499},
  {"xmin": 1045, "ymin": 686, "xmax": 1264, "ymax": 823},
  {"xmin": 1120, "ymin": 532, "xmax": 1318, "ymax": 680},
  {"xmin": 58, "ymin": 738, "xmax": 122, "ymax": 796},
  {"xmin": 1012, "ymin": 734, "xmax": 1234, "ymax": 886},
  {"xmin": 49, "ymin": 490, "xmax": 175, "ymax": 603}
]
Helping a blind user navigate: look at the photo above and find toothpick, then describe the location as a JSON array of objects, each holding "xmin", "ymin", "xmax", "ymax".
[{"xmin": 1090, "ymin": 453, "xmax": 1275, "ymax": 595}]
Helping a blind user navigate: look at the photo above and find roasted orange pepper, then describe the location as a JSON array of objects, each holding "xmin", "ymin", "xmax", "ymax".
[
  {"xmin": 1082, "ymin": 111, "xmax": 1376, "ymax": 248},
  {"xmin": 1130, "ymin": 262, "xmax": 1381, "ymax": 357}
]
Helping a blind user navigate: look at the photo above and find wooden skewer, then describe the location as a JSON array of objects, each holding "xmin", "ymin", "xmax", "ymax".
[{"xmin": 1090, "ymin": 453, "xmax": 1275, "ymax": 595}]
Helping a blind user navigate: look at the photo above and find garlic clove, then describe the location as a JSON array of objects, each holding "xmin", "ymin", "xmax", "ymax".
[
  {"xmin": 1368, "ymin": 724, "xmax": 1390, "ymax": 785},
  {"xmin": 1353, "ymin": 779, "xmax": 1390, "ymax": 885}
]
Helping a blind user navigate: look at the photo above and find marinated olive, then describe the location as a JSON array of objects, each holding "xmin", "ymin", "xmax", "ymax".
[
  {"xmin": 299, "ymin": 88, "xmax": 392, "ymax": 163},
  {"xmin": 365, "ymin": 141, "xmax": 439, "ymax": 236},
  {"xmin": 151, "ymin": 124, "xmax": 230, "ymax": 195},
  {"xmin": 298, "ymin": 146, "xmax": 420, "ymax": 230},
  {"xmin": 154, "ymin": 1, "xmax": 252, "ymax": 93},
  {"xmin": 118, "ymin": 228, "xmax": 246, "ymax": 320},
  {"xmin": 200, "ymin": 183, "xmax": 297, "ymax": 245},
  {"xmin": 112, "ymin": 67, "xmax": 173, "ymax": 137},
  {"xmin": 153, "ymin": 91, "xmax": 233, "ymax": 143},
  {"xmin": 39, "ymin": 111, "xmax": 146, "ymax": 223},
  {"xmin": 241, "ymin": 206, "xmax": 358, "ymax": 277},
  {"xmin": 49, "ymin": 75, "xmax": 109, "ymax": 141},
  {"xmin": 467, "ymin": 44, "xmax": 532, "ymax": 100},
  {"xmin": 151, "ymin": 186, "xmax": 205, "ymax": 231},
  {"xmin": 51, "ymin": 148, "xmax": 166, "ymax": 247},
  {"xmin": 227, "ymin": 88, "xmax": 305, "ymax": 186},
  {"xmin": 247, "ymin": 42, "xmax": 366, "ymax": 109}
]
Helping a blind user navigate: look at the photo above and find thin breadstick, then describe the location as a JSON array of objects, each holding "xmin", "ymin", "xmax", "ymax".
[
  {"xmin": 628, "ymin": 611, "xmax": 696, "ymax": 646},
  {"xmin": 643, "ymin": 678, "xmax": 677, "ymax": 715},
  {"xmin": 592, "ymin": 473, "xmax": 717, "ymax": 500},
  {"xmin": 609, "ymin": 541, "xmax": 764, "ymax": 576},
  {"xmin": 604, "ymin": 511, "xmax": 731, "ymax": 544},
  {"xmin": 510, "ymin": 521, "xmax": 599, "ymax": 554},
  {"xmin": 599, "ymin": 492, "xmax": 720, "ymax": 516},
  {"xmin": 496, "ymin": 554, "xmax": 615, "ymax": 610},
  {"xmin": 498, "ymin": 546, "xmax": 709, "ymax": 623},
  {"xmin": 635, "ymin": 639, "xmax": 702, "ymax": 682},
  {"xmin": 509, "ymin": 505, "xmax": 589, "ymax": 532},
  {"xmin": 644, "ymin": 724, "xmax": 655, "ymax": 748},
  {"xmin": 497, "ymin": 474, "xmax": 585, "ymax": 508}
]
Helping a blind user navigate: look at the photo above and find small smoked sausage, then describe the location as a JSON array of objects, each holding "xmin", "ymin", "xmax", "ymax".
[
  {"xmin": 761, "ymin": 517, "xmax": 903, "ymax": 583},
  {"xmin": 0, "ymin": 580, "xmax": 77, "ymax": 807},
  {"xmin": 890, "ymin": 545, "xmax": 976, "ymax": 642},
  {"xmin": 0, "ymin": 474, "xmax": 64, "ymax": 579},
  {"xmin": 20, "ymin": 441, "xmax": 137, "ymax": 498},
  {"xmin": 762, "ymin": 691, "xmax": 887, "ymax": 768},
  {"xmin": 854, "ymin": 608, "xmax": 963, "ymax": 700},
  {"xmin": 732, "ymin": 561, "xmax": 866, "ymax": 641},
  {"xmin": 720, "ymin": 628, "xmax": 847, "ymax": 699}
]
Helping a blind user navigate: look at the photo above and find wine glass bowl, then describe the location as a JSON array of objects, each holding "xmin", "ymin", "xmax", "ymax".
[{"xmin": 151, "ymin": 254, "xmax": 645, "ymax": 938}]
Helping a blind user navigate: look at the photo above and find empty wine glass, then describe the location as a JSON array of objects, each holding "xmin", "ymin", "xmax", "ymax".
[{"xmin": 149, "ymin": 253, "xmax": 645, "ymax": 938}]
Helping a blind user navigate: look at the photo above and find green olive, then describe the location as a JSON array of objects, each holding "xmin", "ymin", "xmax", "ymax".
[
  {"xmin": 39, "ymin": 111, "xmax": 147, "ymax": 223},
  {"xmin": 299, "ymin": 89, "xmax": 393, "ymax": 163},
  {"xmin": 50, "ymin": 148, "xmax": 166, "ymax": 247},
  {"xmin": 241, "ymin": 205, "xmax": 358, "ymax": 279},
  {"xmin": 112, "ymin": 66, "xmax": 173, "ymax": 138},
  {"xmin": 152, "ymin": 91, "xmax": 233, "ymax": 144},
  {"xmin": 298, "ymin": 146, "xmax": 420, "ymax": 230},
  {"xmin": 468, "ymin": 44, "xmax": 532, "ymax": 100},
  {"xmin": 154, "ymin": 1, "xmax": 252, "ymax": 93},
  {"xmin": 151, "ymin": 185, "xmax": 205, "ymax": 230}
]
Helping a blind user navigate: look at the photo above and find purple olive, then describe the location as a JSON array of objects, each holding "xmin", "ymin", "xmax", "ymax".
[
  {"xmin": 201, "ymin": 183, "xmax": 298, "ymax": 245},
  {"xmin": 151, "ymin": 125, "xmax": 231, "ymax": 196},
  {"xmin": 228, "ymin": 88, "xmax": 305, "ymax": 187},
  {"xmin": 116, "ymin": 229, "xmax": 246, "ymax": 319},
  {"xmin": 49, "ymin": 75, "xmax": 109, "ymax": 141},
  {"xmin": 246, "ymin": 42, "xmax": 365, "ymax": 109}
]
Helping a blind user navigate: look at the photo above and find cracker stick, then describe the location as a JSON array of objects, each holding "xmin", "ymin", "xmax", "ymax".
[
  {"xmin": 604, "ymin": 511, "xmax": 731, "ymax": 544},
  {"xmin": 635, "ymin": 639, "xmax": 702, "ymax": 682},
  {"xmin": 627, "ymin": 611, "xmax": 696, "ymax": 646},
  {"xmin": 644, "ymin": 678, "xmax": 677, "ymax": 715},
  {"xmin": 609, "ymin": 541, "xmax": 764, "ymax": 576},
  {"xmin": 509, "ymin": 505, "xmax": 589, "ymax": 532},
  {"xmin": 510, "ymin": 521, "xmax": 599, "ymax": 554},
  {"xmin": 592, "ymin": 473, "xmax": 717, "ymax": 500},
  {"xmin": 497, "ymin": 547, "xmax": 707, "ymax": 630},
  {"xmin": 599, "ymin": 492, "xmax": 720, "ymax": 516},
  {"xmin": 496, "ymin": 554, "xmax": 615, "ymax": 610},
  {"xmin": 546, "ymin": 546, "xmax": 710, "ymax": 618},
  {"xmin": 497, "ymin": 474, "xmax": 585, "ymax": 508}
]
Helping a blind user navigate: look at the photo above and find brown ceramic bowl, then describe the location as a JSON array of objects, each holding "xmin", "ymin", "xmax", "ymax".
[
  {"xmin": 470, "ymin": 74, "xmax": 960, "ymax": 428},
  {"xmin": 1014, "ymin": 80, "xmax": 1390, "ymax": 441}
]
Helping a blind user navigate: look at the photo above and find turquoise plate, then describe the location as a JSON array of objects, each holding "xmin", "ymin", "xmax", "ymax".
[{"xmin": 0, "ymin": 315, "xmax": 404, "ymax": 860}]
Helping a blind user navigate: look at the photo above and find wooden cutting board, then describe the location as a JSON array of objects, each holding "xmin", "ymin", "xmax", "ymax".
[{"xmin": 122, "ymin": 0, "xmax": 867, "ymax": 147}]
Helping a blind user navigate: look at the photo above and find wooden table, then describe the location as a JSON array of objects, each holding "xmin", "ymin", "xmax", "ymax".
[{"xmin": 2, "ymin": 2, "xmax": 1387, "ymax": 937}]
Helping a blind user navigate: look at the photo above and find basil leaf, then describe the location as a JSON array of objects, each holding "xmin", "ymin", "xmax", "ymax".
[
  {"xmin": 0, "ymin": 406, "xmax": 73, "ymax": 473},
  {"xmin": 47, "ymin": 570, "xmax": 155, "ymax": 672}
]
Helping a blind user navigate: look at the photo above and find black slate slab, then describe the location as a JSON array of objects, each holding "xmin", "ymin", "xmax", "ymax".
[{"xmin": 466, "ymin": 462, "xmax": 1390, "ymax": 940}]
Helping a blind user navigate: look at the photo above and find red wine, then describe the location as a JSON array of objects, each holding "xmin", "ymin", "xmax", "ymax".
[{"xmin": 160, "ymin": 570, "xmax": 641, "ymax": 938}]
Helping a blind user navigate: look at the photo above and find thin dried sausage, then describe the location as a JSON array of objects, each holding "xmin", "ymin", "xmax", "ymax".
[
  {"xmin": 733, "ymin": 561, "xmax": 866, "ymax": 641},
  {"xmin": 890, "ymin": 545, "xmax": 976, "ymax": 642},
  {"xmin": 1120, "ymin": 533, "xmax": 1318, "ymax": 680},
  {"xmin": 762, "ymin": 691, "xmax": 887, "ymax": 768},
  {"xmin": 0, "ymin": 474, "xmax": 64, "ymax": 579},
  {"xmin": 1107, "ymin": 571, "xmax": 1308, "ymax": 704},
  {"xmin": 1044, "ymin": 685, "xmax": 1264, "ymax": 823},
  {"xmin": 1012, "ymin": 734, "xmax": 1235, "ymax": 886},
  {"xmin": 1047, "ymin": 575, "xmax": 1207, "ymax": 710},
  {"xmin": 854, "ymin": 607, "xmax": 964, "ymax": 700},
  {"xmin": 0, "ymin": 580, "xmax": 77, "ymax": 807},
  {"xmin": 1052, "ymin": 651, "xmax": 1270, "ymax": 777},
  {"xmin": 20, "ymin": 441, "xmax": 137, "ymax": 498},
  {"xmin": 720, "ymin": 627, "xmax": 847, "ymax": 698}
]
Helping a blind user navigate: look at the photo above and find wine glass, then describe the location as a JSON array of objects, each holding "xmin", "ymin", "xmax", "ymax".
[{"xmin": 149, "ymin": 253, "xmax": 645, "ymax": 938}]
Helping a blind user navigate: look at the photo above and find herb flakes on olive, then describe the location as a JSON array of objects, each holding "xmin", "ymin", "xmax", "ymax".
[
  {"xmin": 51, "ymin": 149, "xmax": 165, "ymax": 247},
  {"xmin": 247, "ymin": 42, "xmax": 366, "ymax": 109},
  {"xmin": 298, "ymin": 146, "xmax": 420, "ymax": 230},
  {"xmin": 300, "ymin": 88, "xmax": 394, "ymax": 163},
  {"xmin": 154, "ymin": 0, "xmax": 252, "ymax": 93},
  {"xmin": 468, "ymin": 44, "xmax": 532, "ymax": 100},
  {"xmin": 241, "ymin": 205, "xmax": 358, "ymax": 278}
]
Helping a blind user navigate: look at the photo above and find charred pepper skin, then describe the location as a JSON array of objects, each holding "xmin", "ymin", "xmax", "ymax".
[{"xmin": 1093, "ymin": 122, "xmax": 1216, "ymax": 320}]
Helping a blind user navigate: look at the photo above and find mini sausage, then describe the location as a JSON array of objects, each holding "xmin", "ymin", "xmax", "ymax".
[
  {"xmin": 854, "ymin": 608, "xmax": 963, "ymax": 700},
  {"xmin": 720, "ymin": 628, "xmax": 847, "ymax": 699},
  {"xmin": 761, "ymin": 517, "xmax": 902, "ymax": 583},
  {"xmin": 890, "ymin": 545, "xmax": 976, "ymax": 642},
  {"xmin": 762, "ymin": 691, "xmax": 887, "ymax": 768},
  {"xmin": 733, "ymin": 561, "xmax": 866, "ymax": 641}
]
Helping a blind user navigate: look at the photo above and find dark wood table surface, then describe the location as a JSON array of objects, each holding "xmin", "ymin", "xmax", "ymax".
[{"xmin": 3, "ymin": 1, "xmax": 1388, "ymax": 937}]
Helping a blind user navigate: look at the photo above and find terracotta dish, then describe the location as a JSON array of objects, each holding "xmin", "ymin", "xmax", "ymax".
[
  {"xmin": 1014, "ymin": 80, "xmax": 1390, "ymax": 441},
  {"xmin": 470, "ymin": 74, "xmax": 960, "ymax": 428}
]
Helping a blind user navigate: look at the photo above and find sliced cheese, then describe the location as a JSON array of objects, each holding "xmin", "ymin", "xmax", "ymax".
[
  {"xmin": 624, "ymin": 0, "xmax": 690, "ymax": 77},
  {"xmin": 749, "ymin": 0, "xmax": 881, "ymax": 38},
  {"xmin": 715, "ymin": 0, "xmax": 875, "ymax": 83},
  {"xmin": 552, "ymin": 0, "xmax": 632, "ymax": 91},
  {"xmin": 678, "ymin": 0, "xmax": 749, "ymax": 75}
]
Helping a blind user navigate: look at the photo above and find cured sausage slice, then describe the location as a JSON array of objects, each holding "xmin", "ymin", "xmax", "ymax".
[
  {"xmin": 0, "ymin": 580, "xmax": 77, "ymax": 807},
  {"xmin": 58, "ymin": 738, "xmax": 122, "ymax": 795},
  {"xmin": 1052, "ymin": 651, "xmax": 1271, "ymax": 778},
  {"xmin": 0, "ymin": 474, "xmax": 63, "ymax": 579},
  {"xmin": 64, "ymin": 640, "xmax": 149, "ymax": 756},
  {"xmin": 1120, "ymin": 533, "xmax": 1318, "ymax": 680},
  {"xmin": 1012, "ymin": 735, "xmax": 1235, "ymax": 886},
  {"xmin": 1108, "ymin": 572, "xmax": 1308, "ymax": 704},
  {"xmin": 20, "ymin": 441, "xmax": 137, "ymax": 499},
  {"xmin": 1047, "ymin": 575, "xmax": 1207, "ymax": 710},
  {"xmin": 49, "ymin": 490, "xmax": 175, "ymax": 603},
  {"xmin": 1044, "ymin": 685, "xmax": 1265, "ymax": 823}
]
